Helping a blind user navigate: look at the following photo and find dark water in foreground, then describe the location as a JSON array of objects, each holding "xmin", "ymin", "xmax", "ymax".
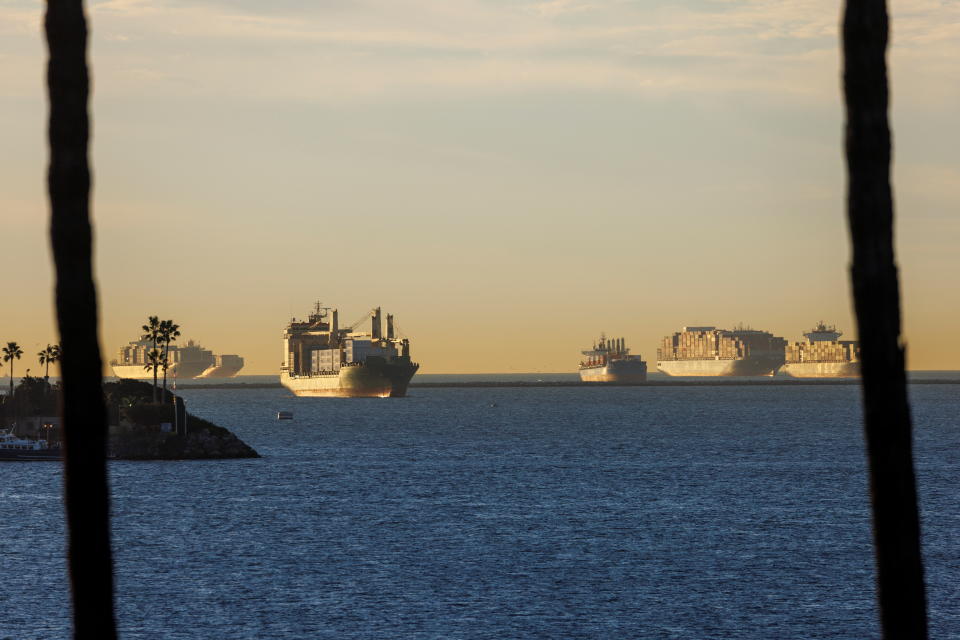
[{"xmin": 2, "ymin": 384, "xmax": 959, "ymax": 639}]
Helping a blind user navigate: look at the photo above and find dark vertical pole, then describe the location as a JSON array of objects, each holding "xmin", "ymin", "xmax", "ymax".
[
  {"xmin": 842, "ymin": 1, "xmax": 927, "ymax": 638},
  {"xmin": 45, "ymin": 1, "xmax": 118, "ymax": 638},
  {"xmin": 174, "ymin": 396, "xmax": 187, "ymax": 436}
]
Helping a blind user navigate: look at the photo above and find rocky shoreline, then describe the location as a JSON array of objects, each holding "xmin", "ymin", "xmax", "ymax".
[
  {"xmin": 106, "ymin": 379, "xmax": 260, "ymax": 460},
  {"xmin": 110, "ymin": 414, "xmax": 259, "ymax": 460}
]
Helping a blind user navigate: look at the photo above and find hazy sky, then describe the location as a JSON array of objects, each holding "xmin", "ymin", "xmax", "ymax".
[{"xmin": 2, "ymin": 0, "xmax": 959, "ymax": 374}]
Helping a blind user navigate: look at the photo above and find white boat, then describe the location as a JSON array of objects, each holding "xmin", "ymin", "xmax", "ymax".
[{"xmin": 0, "ymin": 430, "xmax": 62, "ymax": 461}]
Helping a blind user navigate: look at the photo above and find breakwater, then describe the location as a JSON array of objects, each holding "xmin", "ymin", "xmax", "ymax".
[{"xmin": 105, "ymin": 379, "xmax": 259, "ymax": 459}]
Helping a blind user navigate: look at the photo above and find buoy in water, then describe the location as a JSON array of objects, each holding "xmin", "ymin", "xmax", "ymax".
[{"xmin": 277, "ymin": 411, "xmax": 294, "ymax": 420}]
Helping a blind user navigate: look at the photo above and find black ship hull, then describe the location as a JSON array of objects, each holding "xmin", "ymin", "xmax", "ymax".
[{"xmin": 0, "ymin": 448, "xmax": 63, "ymax": 461}]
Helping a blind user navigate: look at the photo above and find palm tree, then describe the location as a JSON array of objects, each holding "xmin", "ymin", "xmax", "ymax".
[
  {"xmin": 38, "ymin": 343, "xmax": 58, "ymax": 382},
  {"xmin": 158, "ymin": 319, "xmax": 180, "ymax": 401},
  {"xmin": 144, "ymin": 349, "xmax": 163, "ymax": 383},
  {"xmin": 843, "ymin": 0, "xmax": 927, "ymax": 637},
  {"xmin": 46, "ymin": 0, "xmax": 117, "ymax": 635},
  {"xmin": 38, "ymin": 347, "xmax": 49, "ymax": 380},
  {"xmin": 2, "ymin": 342, "xmax": 24, "ymax": 397},
  {"xmin": 141, "ymin": 315, "xmax": 161, "ymax": 402}
]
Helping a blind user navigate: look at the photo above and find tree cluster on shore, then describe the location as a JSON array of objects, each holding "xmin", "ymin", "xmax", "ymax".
[
  {"xmin": 0, "ymin": 374, "xmax": 61, "ymax": 434},
  {"xmin": 1, "ymin": 341, "xmax": 61, "ymax": 397},
  {"xmin": 0, "ymin": 315, "xmax": 183, "ymax": 422},
  {"xmin": 140, "ymin": 315, "xmax": 180, "ymax": 403}
]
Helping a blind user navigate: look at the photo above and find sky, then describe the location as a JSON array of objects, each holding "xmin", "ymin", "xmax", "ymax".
[{"xmin": 2, "ymin": 0, "xmax": 959, "ymax": 374}]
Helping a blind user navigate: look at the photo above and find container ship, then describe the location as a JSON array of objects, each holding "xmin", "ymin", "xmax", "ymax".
[
  {"xmin": 197, "ymin": 354, "xmax": 246, "ymax": 378},
  {"xmin": 111, "ymin": 339, "xmax": 244, "ymax": 379},
  {"xmin": 280, "ymin": 303, "xmax": 418, "ymax": 398},
  {"xmin": 657, "ymin": 326, "xmax": 787, "ymax": 376},
  {"xmin": 780, "ymin": 322, "xmax": 860, "ymax": 378},
  {"xmin": 579, "ymin": 334, "xmax": 647, "ymax": 383}
]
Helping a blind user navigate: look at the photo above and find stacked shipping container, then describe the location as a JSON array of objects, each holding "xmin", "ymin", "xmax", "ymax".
[
  {"xmin": 657, "ymin": 326, "xmax": 786, "ymax": 361},
  {"xmin": 785, "ymin": 340, "xmax": 860, "ymax": 364}
]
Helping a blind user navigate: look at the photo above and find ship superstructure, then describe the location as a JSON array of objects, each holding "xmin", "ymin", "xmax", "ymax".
[
  {"xmin": 111, "ymin": 339, "xmax": 244, "ymax": 379},
  {"xmin": 280, "ymin": 303, "xmax": 418, "ymax": 398},
  {"xmin": 579, "ymin": 334, "xmax": 647, "ymax": 383},
  {"xmin": 657, "ymin": 326, "xmax": 787, "ymax": 377},
  {"xmin": 780, "ymin": 322, "xmax": 860, "ymax": 378}
]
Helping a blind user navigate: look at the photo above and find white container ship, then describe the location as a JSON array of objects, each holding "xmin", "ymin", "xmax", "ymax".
[
  {"xmin": 111, "ymin": 339, "xmax": 244, "ymax": 379},
  {"xmin": 280, "ymin": 303, "xmax": 418, "ymax": 398},
  {"xmin": 780, "ymin": 323, "xmax": 861, "ymax": 378},
  {"xmin": 657, "ymin": 326, "xmax": 787, "ymax": 377}
]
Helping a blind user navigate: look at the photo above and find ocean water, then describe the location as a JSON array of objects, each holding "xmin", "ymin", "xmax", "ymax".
[{"xmin": 2, "ymin": 383, "xmax": 958, "ymax": 639}]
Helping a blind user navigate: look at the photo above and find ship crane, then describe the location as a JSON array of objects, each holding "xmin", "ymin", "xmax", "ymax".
[
  {"xmin": 392, "ymin": 318, "xmax": 407, "ymax": 339},
  {"xmin": 342, "ymin": 308, "xmax": 379, "ymax": 334}
]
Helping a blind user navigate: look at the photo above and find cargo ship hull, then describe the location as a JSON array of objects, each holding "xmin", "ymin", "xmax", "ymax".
[
  {"xmin": 657, "ymin": 357, "xmax": 783, "ymax": 377},
  {"xmin": 0, "ymin": 448, "xmax": 63, "ymax": 461},
  {"xmin": 197, "ymin": 356, "xmax": 245, "ymax": 378},
  {"xmin": 783, "ymin": 324, "xmax": 860, "ymax": 378},
  {"xmin": 281, "ymin": 357, "xmax": 418, "ymax": 398},
  {"xmin": 657, "ymin": 326, "xmax": 787, "ymax": 378},
  {"xmin": 780, "ymin": 362, "xmax": 860, "ymax": 378},
  {"xmin": 579, "ymin": 359, "xmax": 647, "ymax": 383},
  {"xmin": 112, "ymin": 362, "xmax": 211, "ymax": 380},
  {"xmin": 197, "ymin": 365, "xmax": 244, "ymax": 378}
]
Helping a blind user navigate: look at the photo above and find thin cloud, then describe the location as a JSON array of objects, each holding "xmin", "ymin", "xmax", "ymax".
[{"xmin": 0, "ymin": 0, "xmax": 957, "ymax": 104}]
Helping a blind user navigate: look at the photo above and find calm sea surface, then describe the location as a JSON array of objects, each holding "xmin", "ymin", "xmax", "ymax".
[{"xmin": 2, "ymin": 382, "xmax": 958, "ymax": 639}]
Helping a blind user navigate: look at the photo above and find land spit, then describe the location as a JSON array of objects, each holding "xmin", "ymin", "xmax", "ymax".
[
  {"xmin": 109, "ymin": 414, "xmax": 259, "ymax": 460},
  {"xmin": 106, "ymin": 379, "xmax": 259, "ymax": 460}
]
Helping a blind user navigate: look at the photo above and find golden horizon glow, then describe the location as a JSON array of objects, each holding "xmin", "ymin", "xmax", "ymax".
[{"xmin": 3, "ymin": 1, "xmax": 959, "ymax": 375}]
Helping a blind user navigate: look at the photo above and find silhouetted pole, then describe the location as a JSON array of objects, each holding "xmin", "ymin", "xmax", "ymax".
[
  {"xmin": 46, "ymin": 1, "xmax": 118, "ymax": 638},
  {"xmin": 842, "ymin": 1, "xmax": 927, "ymax": 637}
]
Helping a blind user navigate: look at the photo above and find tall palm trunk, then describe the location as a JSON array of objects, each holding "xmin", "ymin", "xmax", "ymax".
[
  {"xmin": 162, "ymin": 340, "xmax": 170, "ymax": 402},
  {"xmin": 842, "ymin": 2, "xmax": 927, "ymax": 637},
  {"xmin": 152, "ymin": 351, "xmax": 158, "ymax": 403},
  {"xmin": 46, "ymin": 1, "xmax": 117, "ymax": 638}
]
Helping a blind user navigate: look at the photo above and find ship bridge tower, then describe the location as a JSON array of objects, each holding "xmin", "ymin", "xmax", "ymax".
[{"xmin": 804, "ymin": 322, "xmax": 842, "ymax": 343}]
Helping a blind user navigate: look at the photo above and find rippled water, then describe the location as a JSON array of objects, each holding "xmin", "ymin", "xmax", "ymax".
[{"xmin": 2, "ymin": 384, "xmax": 958, "ymax": 639}]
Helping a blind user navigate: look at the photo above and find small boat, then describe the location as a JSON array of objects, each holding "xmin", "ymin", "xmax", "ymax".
[
  {"xmin": 277, "ymin": 411, "xmax": 294, "ymax": 420},
  {"xmin": 0, "ymin": 430, "xmax": 62, "ymax": 461}
]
